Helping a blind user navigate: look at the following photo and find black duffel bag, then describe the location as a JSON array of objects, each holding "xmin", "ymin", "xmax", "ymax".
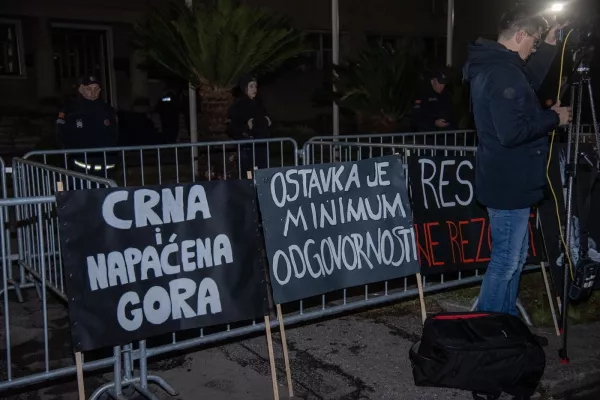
[{"xmin": 409, "ymin": 312, "xmax": 546, "ymax": 400}]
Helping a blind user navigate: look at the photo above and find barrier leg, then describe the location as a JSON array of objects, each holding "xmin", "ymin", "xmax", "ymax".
[
  {"xmin": 516, "ymin": 299, "xmax": 533, "ymax": 327},
  {"xmin": 0, "ymin": 280, "xmax": 26, "ymax": 303},
  {"xmin": 470, "ymin": 296, "xmax": 534, "ymax": 327},
  {"xmin": 89, "ymin": 343, "xmax": 178, "ymax": 400},
  {"xmin": 470, "ymin": 297, "xmax": 478, "ymax": 311},
  {"xmin": 132, "ymin": 340, "xmax": 178, "ymax": 398},
  {"xmin": 89, "ymin": 347, "xmax": 127, "ymax": 400}
]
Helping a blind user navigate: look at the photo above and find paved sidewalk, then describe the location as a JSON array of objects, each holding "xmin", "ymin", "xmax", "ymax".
[{"xmin": 6, "ymin": 302, "xmax": 600, "ymax": 400}]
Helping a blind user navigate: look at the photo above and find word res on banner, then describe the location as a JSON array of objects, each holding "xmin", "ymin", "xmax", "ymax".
[
  {"xmin": 407, "ymin": 154, "xmax": 544, "ymax": 275},
  {"xmin": 56, "ymin": 181, "xmax": 268, "ymax": 352},
  {"xmin": 254, "ymin": 155, "xmax": 421, "ymax": 305}
]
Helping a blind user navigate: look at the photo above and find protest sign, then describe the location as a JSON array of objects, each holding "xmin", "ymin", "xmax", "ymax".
[
  {"xmin": 408, "ymin": 154, "xmax": 544, "ymax": 275},
  {"xmin": 56, "ymin": 181, "xmax": 267, "ymax": 352},
  {"xmin": 255, "ymin": 155, "xmax": 420, "ymax": 304}
]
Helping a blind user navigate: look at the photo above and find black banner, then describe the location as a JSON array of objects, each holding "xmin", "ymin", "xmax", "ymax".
[
  {"xmin": 538, "ymin": 143, "xmax": 600, "ymax": 294},
  {"xmin": 408, "ymin": 154, "xmax": 544, "ymax": 275},
  {"xmin": 255, "ymin": 156, "xmax": 420, "ymax": 304},
  {"xmin": 56, "ymin": 181, "xmax": 267, "ymax": 352}
]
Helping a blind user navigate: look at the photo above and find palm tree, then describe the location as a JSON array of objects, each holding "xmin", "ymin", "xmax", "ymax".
[
  {"xmin": 334, "ymin": 40, "xmax": 426, "ymax": 133},
  {"xmin": 135, "ymin": 0, "xmax": 307, "ymax": 136}
]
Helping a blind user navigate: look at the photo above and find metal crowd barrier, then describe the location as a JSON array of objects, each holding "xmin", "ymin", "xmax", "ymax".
[
  {"xmin": 10, "ymin": 158, "xmax": 117, "ymax": 302},
  {"xmin": 1, "ymin": 134, "xmax": 547, "ymax": 397},
  {"xmin": 0, "ymin": 139, "xmax": 299, "ymax": 397},
  {"xmin": 23, "ymin": 138, "xmax": 299, "ymax": 187},
  {"xmin": 0, "ymin": 158, "xmax": 10, "ymax": 301},
  {"xmin": 0, "ymin": 195, "xmax": 175, "ymax": 399},
  {"xmin": 302, "ymin": 129, "xmax": 477, "ymax": 165},
  {"xmin": 301, "ymin": 126, "xmax": 597, "ymax": 165}
]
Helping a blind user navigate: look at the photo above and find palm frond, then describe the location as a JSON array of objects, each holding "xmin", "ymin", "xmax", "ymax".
[
  {"xmin": 134, "ymin": 0, "xmax": 308, "ymax": 90},
  {"xmin": 335, "ymin": 41, "xmax": 426, "ymax": 124}
]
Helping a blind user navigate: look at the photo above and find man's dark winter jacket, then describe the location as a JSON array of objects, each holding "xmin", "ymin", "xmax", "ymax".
[{"xmin": 463, "ymin": 39, "xmax": 560, "ymax": 210}]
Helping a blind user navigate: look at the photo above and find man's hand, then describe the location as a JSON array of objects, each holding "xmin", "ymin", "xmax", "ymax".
[
  {"xmin": 265, "ymin": 116, "xmax": 272, "ymax": 127},
  {"xmin": 248, "ymin": 118, "xmax": 254, "ymax": 130},
  {"xmin": 435, "ymin": 118, "xmax": 450, "ymax": 128},
  {"xmin": 551, "ymin": 100, "xmax": 572, "ymax": 126},
  {"xmin": 545, "ymin": 21, "xmax": 571, "ymax": 46}
]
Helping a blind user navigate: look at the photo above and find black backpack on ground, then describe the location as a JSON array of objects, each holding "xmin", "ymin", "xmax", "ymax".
[{"xmin": 409, "ymin": 312, "xmax": 546, "ymax": 400}]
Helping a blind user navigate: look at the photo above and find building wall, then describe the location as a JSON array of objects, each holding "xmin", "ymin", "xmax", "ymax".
[{"xmin": 0, "ymin": 0, "xmax": 513, "ymax": 131}]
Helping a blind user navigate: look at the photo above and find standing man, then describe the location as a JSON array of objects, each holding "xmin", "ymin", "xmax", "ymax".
[
  {"xmin": 411, "ymin": 67, "xmax": 456, "ymax": 132},
  {"xmin": 463, "ymin": 6, "xmax": 571, "ymax": 316},
  {"xmin": 56, "ymin": 75, "xmax": 119, "ymax": 177}
]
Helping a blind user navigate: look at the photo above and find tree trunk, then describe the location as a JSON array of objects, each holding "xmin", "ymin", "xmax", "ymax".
[{"xmin": 198, "ymin": 86, "xmax": 234, "ymax": 137}]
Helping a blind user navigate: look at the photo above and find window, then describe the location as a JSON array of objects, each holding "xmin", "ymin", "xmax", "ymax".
[{"xmin": 0, "ymin": 19, "xmax": 25, "ymax": 77}]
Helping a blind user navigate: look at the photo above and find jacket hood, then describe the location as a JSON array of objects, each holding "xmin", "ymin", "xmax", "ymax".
[
  {"xmin": 237, "ymin": 74, "xmax": 256, "ymax": 92},
  {"xmin": 463, "ymin": 38, "xmax": 524, "ymax": 83}
]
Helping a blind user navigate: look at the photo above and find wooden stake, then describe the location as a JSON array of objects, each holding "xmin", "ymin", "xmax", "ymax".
[
  {"xmin": 249, "ymin": 170, "xmax": 281, "ymax": 398},
  {"xmin": 415, "ymin": 273, "xmax": 427, "ymax": 325},
  {"xmin": 75, "ymin": 352, "xmax": 86, "ymax": 400},
  {"xmin": 536, "ymin": 214, "xmax": 562, "ymax": 336},
  {"xmin": 276, "ymin": 304, "xmax": 294, "ymax": 398},
  {"xmin": 540, "ymin": 262, "xmax": 561, "ymax": 336},
  {"xmin": 57, "ymin": 181, "xmax": 85, "ymax": 398},
  {"xmin": 264, "ymin": 316, "xmax": 280, "ymax": 400}
]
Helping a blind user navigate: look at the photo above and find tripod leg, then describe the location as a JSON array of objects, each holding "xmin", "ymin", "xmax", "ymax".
[
  {"xmin": 585, "ymin": 78, "xmax": 600, "ymax": 159},
  {"xmin": 559, "ymin": 81, "xmax": 584, "ymax": 363}
]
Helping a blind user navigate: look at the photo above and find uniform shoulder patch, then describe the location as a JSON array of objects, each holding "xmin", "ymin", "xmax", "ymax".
[
  {"xmin": 58, "ymin": 112, "xmax": 65, "ymax": 119},
  {"xmin": 503, "ymin": 87, "xmax": 516, "ymax": 100}
]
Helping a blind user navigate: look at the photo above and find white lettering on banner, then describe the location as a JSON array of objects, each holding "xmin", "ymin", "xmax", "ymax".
[
  {"xmin": 366, "ymin": 161, "xmax": 391, "ymax": 187},
  {"xmin": 87, "ymin": 234, "xmax": 233, "ymax": 291},
  {"xmin": 271, "ymin": 226, "xmax": 418, "ymax": 286},
  {"xmin": 283, "ymin": 207, "xmax": 308, "ymax": 237},
  {"xmin": 102, "ymin": 185, "xmax": 212, "ymax": 230},
  {"xmin": 116, "ymin": 277, "xmax": 222, "ymax": 331},
  {"xmin": 283, "ymin": 193, "xmax": 406, "ymax": 234},
  {"xmin": 270, "ymin": 163, "xmax": 387, "ymax": 208},
  {"xmin": 418, "ymin": 158, "xmax": 474, "ymax": 209}
]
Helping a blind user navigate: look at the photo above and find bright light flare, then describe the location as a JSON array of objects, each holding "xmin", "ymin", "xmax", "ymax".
[{"xmin": 550, "ymin": 3, "xmax": 565, "ymax": 12}]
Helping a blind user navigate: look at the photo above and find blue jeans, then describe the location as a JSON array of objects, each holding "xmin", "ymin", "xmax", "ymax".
[{"xmin": 477, "ymin": 207, "xmax": 530, "ymax": 316}]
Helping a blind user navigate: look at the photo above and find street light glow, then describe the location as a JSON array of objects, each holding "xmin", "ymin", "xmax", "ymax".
[{"xmin": 551, "ymin": 3, "xmax": 565, "ymax": 12}]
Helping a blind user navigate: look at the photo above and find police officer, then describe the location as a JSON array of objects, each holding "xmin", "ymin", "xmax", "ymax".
[
  {"xmin": 411, "ymin": 67, "xmax": 456, "ymax": 133},
  {"xmin": 56, "ymin": 75, "xmax": 119, "ymax": 177}
]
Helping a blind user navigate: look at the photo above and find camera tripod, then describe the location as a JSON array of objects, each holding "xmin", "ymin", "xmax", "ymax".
[{"xmin": 557, "ymin": 67, "xmax": 600, "ymax": 362}]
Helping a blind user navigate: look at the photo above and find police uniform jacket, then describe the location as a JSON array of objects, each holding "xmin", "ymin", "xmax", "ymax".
[
  {"xmin": 56, "ymin": 98, "xmax": 119, "ymax": 167},
  {"xmin": 411, "ymin": 85, "xmax": 456, "ymax": 132}
]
